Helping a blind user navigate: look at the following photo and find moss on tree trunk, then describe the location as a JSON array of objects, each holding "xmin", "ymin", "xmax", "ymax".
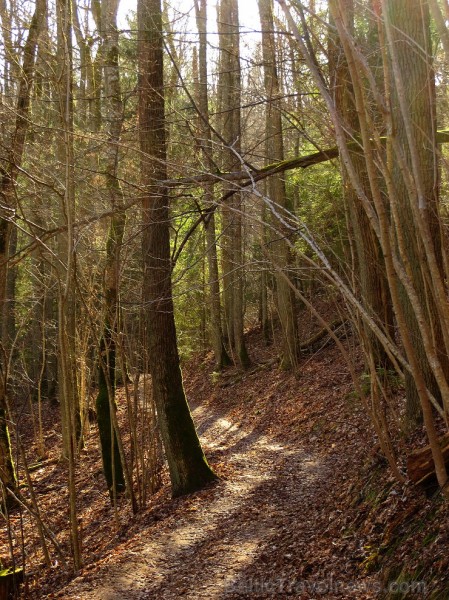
[
  {"xmin": 0, "ymin": 403, "xmax": 16, "ymax": 507},
  {"xmin": 138, "ymin": 0, "xmax": 217, "ymax": 498},
  {"xmin": 0, "ymin": 567, "xmax": 23, "ymax": 600},
  {"xmin": 96, "ymin": 332, "xmax": 125, "ymax": 498},
  {"xmin": 151, "ymin": 342, "xmax": 218, "ymax": 497}
]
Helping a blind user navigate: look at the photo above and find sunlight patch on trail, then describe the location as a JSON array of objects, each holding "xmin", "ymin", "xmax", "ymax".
[
  {"xmin": 197, "ymin": 413, "xmax": 285, "ymax": 453},
  {"xmin": 60, "ymin": 404, "xmax": 323, "ymax": 599}
]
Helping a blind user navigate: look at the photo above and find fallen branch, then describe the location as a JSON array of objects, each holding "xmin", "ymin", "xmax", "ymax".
[
  {"xmin": 161, "ymin": 129, "xmax": 449, "ymax": 188},
  {"xmin": 161, "ymin": 147, "xmax": 339, "ymax": 188},
  {"xmin": 300, "ymin": 319, "xmax": 349, "ymax": 354}
]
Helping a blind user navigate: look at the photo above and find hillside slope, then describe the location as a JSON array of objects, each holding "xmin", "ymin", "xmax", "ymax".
[{"xmin": 3, "ymin": 327, "xmax": 449, "ymax": 599}]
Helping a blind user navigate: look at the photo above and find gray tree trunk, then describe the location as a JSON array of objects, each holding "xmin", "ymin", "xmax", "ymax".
[
  {"xmin": 194, "ymin": 0, "xmax": 231, "ymax": 370},
  {"xmin": 217, "ymin": 0, "xmax": 250, "ymax": 367},
  {"xmin": 258, "ymin": 0, "xmax": 299, "ymax": 370}
]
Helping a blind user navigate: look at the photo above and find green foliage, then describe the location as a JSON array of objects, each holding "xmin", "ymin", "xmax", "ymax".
[
  {"xmin": 346, "ymin": 370, "xmax": 403, "ymax": 404},
  {"xmin": 287, "ymin": 162, "xmax": 346, "ymax": 266},
  {"xmin": 118, "ymin": 16, "xmax": 139, "ymax": 100},
  {"xmin": 171, "ymin": 196, "xmax": 207, "ymax": 359},
  {"xmin": 210, "ymin": 371, "xmax": 221, "ymax": 385}
]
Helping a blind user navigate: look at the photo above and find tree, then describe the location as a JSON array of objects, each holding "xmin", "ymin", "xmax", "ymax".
[
  {"xmin": 384, "ymin": 0, "xmax": 449, "ymax": 427},
  {"xmin": 0, "ymin": 0, "xmax": 46, "ymax": 503},
  {"xmin": 94, "ymin": 0, "xmax": 127, "ymax": 500},
  {"xmin": 278, "ymin": 0, "xmax": 449, "ymax": 491},
  {"xmin": 193, "ymin": 0, "xmax": 232, "ymax": 371},
  {"xmin": 55, "ymin": 0, "xmax": 82, "ymax": 567},
  {"xmin": 138, "ymin": 0, "xmax": 217, "ymax": 497},
  {"xmin": 329, "ymin": 0, "xmax": 394, "ymax": 370},
  {"xmin": 258, "ymin": 0, "xmax": 299, "ymax": 370},
  {"xmin": 217, "ymin": 0, "xmax": 250, "ymax": 368}
]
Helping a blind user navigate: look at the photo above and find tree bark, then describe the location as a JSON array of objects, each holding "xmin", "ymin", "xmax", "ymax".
[
  {"xmin": 55, "ymin": 0, "xmax": 82, "ymax": 568},
  {"xmin": 385, "ymin": 0, "xmax": 449, "ymax": 428},
  {"xmin": 194, "ymin": 0, "xmax": 231, "ymax": 370},
  {"xmin": 93, "ymin": 0, "xmax": 127, "ymax": 500},
  {"xmin": 217, "ymin": 0, "xmax": 250, "ymax": 368},
  {"xmin": 407, "ymin": 433, "xmax": 449, "ymax": 485},
  {"xmin": 138, "ymin": 0, "xmax": 217, "ymax": 498},
  {"xmin": 0, "ymin": 0, "xmax": 46, "ymax": 500},
  {"xmin": 329, "ymin": 0, "xmax": 394, "ymax": 370},
  {"xmin": 258, "ymin": 0, "xmax": 299, "ymax": 371}
]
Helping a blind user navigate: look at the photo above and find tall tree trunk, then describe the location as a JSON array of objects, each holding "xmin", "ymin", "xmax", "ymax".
[
  {"xmin": 138, "ymin": 0, "xmax": 217, "ymax": 498},
  {"xmin": 55, "ymin": 0, "xmax": 81, "ymax": 568},
  {"xmin": 329, "ymin": 0, "xmax": 394, "ymax": 371},
  {"xmin": 56, "ymin": 0, "xmax": 81, "ymax": 451},
  {"xmin": 194, "ymin": 0, "xmax": 231, "ymax": 370},
  {"xmin": 258, "ymin": 0, "xmax": 298, "ymax": 370},
  {"xmin": 0, "ymin": 0, "xmax": 46, "ymax": 501},
  {"xmin": 217, "ymin": 0, "xmax": 250, "ymax": 368},
  {"xmin": 93, "ymin": 0, "xmax": 127, "ymax": 500},
  {"xmin": 2, "ymin": 226, "xmax": 16, "ymax": 350},
  {"xmin": 384, "ymin": 0, "xmax": 449, "ymax": 427}
]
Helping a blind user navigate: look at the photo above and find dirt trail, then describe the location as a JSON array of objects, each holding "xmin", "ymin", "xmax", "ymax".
[{"xmin": 58, "ymin": 394, "xmax": 377, "ymax": 600}]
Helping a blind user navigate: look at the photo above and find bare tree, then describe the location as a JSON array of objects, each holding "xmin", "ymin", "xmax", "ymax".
[
  {"xmin": 94, "ymin": 0, "xmax": 127, "ymax": 500},
  {"xmin": 0, "ymin": 0, "xmax": 46, "ymax": 503},
  {"xmin": 138, "ymin": 0, "xmax": 217, "ymax": 497},
  {"xmin": 193, "ymin": 0, "xmax": 232, "ymax": 370},
  {"xmin": 258, "ymin": 0, "xmax": 299, "ymax": 370},
  {"xmin": 217, "ymin": 0, "xmax": 250, "ymax": 368}
]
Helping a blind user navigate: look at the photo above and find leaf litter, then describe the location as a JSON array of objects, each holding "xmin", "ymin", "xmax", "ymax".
[{"xmin": 1, "ymin": 324, "xmax": 448, "ymax": 598}]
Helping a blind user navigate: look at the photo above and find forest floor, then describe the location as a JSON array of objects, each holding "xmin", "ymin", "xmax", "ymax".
[{"xmin": 2, "ymin": 320, "xmax": 449, "ymax": 599}]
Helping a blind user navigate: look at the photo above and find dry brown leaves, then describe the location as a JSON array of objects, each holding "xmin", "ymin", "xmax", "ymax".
[{"xmin": 1, "ymin": 322, "xmax": 448, "ymax": 599}]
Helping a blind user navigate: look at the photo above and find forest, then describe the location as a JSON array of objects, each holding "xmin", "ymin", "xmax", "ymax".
[{"xmin": 1, "ymin": 0, "xmax": 449, "ymax": 597}]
